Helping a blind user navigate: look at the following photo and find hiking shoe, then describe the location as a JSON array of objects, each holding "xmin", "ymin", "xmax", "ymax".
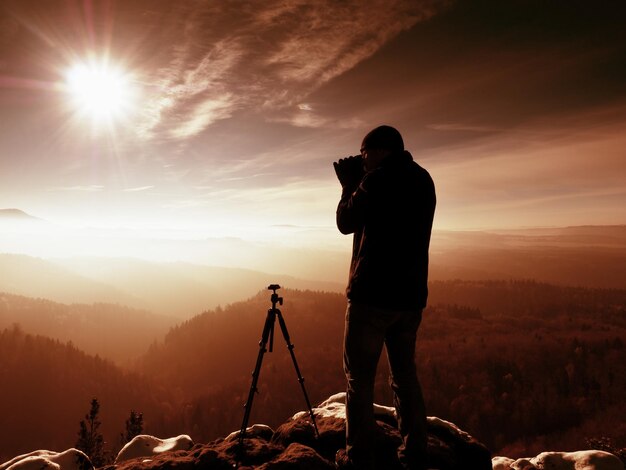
[
  {"xmin": 335, "ymin": 449, "xmax": 375, "ymax": 470},
  {"xmin": 335, "ymin": 449, "xmax": 356, "ymax": 469}
]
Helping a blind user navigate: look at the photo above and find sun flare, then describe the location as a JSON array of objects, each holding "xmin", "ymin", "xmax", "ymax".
[{"xmin": 65, "ymin": 59, "xmax": 136, "ymax": 123}]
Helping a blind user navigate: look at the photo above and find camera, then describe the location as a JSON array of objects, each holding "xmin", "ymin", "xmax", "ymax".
[
  {"xmin": 335, "ymin": 155, "xmax": 363, "ymax": 168},
  {"xmin": 333, "ymin": 155, "xmax": 365, "ymax": 188}
]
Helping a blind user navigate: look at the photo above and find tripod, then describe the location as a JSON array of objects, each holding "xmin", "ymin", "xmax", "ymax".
[{"xmin": 238, "ymin": 284, "xmax": 319, "ymax": 448}]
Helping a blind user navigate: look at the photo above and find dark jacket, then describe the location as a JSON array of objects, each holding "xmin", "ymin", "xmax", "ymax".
[{"xmin": 337, "ymin": 150, "xmax": 436, "ymax": 311}]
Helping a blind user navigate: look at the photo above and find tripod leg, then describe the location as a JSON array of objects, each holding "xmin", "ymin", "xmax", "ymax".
[
  {"xmin": 276, "ymin": 311, "xmax": 320, "ymax": 438},
  {"xmin": 239, "ymin": 309, "xmax": 275, "ymax": 447}
]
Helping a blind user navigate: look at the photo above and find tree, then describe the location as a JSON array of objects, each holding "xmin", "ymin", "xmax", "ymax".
[
  {"xmin": 76, "ymin": 398, "xmax": 106, "ymax": 466},
  {"xmin": 120, "ymin": 410, "xmax": 144, "ymax": 445}
]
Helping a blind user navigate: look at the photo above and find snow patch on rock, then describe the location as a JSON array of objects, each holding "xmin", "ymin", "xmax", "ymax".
[
  {"xmin": 428, "ymin": 416, "xmax": 474, "ymax": 442},
  {"xmin": 115, "ymin": 435, "xmax": 194, "ymax": 463},
  {"xmin": 293, "ymin": 392, "xmax": 478, "ymax": 447},
  {"xmin": 0, "ymin": 449, "xmax": 92, "ymax": 470},
  {"xmin": 225, "ymin": 424, "xmax": 275, "ymax": 442},
  {"xmin": 492, "ymin": 450, "xmax": 624, "ymax": 470},
  {"xmin": 492, "ymin": 456, "xmax": 516, "ymax": 469},
  {"xmin": 291, "ymin": 391, "xmax": 396, "ymax": 421}
]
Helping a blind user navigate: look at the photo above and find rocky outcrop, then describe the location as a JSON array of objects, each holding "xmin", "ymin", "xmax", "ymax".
[
  {"xmin": 4, "ymin": 393, "xmax": 623, "ymax": 470},
  {"xmin": 112, "ymin": 392, "xmax": 492, "ymax": 469},
  {"xmin": 492, "ymin": 450, "xmax": 624, "ymax": 470},
  {"xmin": 0, "ymin": 449, "xmax": 93, "ymax": 470},
  {"xmin": 116, "ymin": 435, "xmax": 194, "ymax": 463}
]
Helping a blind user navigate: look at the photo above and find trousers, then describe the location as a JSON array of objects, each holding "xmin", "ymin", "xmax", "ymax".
[{"xmin": 343, "ymin": 301, "xmax": 427, "ymax": 468}]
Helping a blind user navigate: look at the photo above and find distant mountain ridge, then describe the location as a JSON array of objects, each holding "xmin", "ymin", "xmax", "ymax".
[
  {"xmin": 0, "ymin": 208, "xmax": 42, "ymax": 220},
  {"xmin": 0, "ymin": 254, "xmax": 344, "ymax": 319},
  {"xmin": 430, "ymin": 225, "xmax": 626, "ymax": 289},
  {"xmin": 2, "ymin": 214, "xmax": 626, "ymax": 299},
  {"xmin": 0, "ymin": 292, "xmax": 175, "ymax": 364},
  {"xmin": 0, "ymin": 254, "xmax": 146, "ymax": 309}
]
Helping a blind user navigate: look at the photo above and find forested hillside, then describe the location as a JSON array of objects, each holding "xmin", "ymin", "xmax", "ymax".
[
  {"xmin": 428, "ymin": 279, "xmax": 626, "ymax": 319},
  {"xmin": 0, "ymin": 326, "xmax": 173, "ymax": 460},
  {"xmin": 2, "ymin": 281, "xmax": 624, "ymax": 461},
  {"xmin": 138, "ymin": 289, "xmax": 346, "ymax": 394},
  {"xmin": 0, "ymin": 293, "xmax": 175, "ymax": 364},
  {"xmin": 139, "ymin": 282, "xmax": 626, "ymax": 458}
]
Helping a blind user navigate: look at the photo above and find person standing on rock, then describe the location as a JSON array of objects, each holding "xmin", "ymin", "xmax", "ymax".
[{"xmin": 333, "ymin": 125, "xmax": 436, "ymax": 470}]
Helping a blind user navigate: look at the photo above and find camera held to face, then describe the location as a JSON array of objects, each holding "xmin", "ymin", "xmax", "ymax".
[{"xmin": 333, "ymin": 155, "xmax": 365, "ymax": 189}]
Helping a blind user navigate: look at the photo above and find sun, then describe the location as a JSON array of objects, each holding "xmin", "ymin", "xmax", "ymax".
[{"xmin": 65, "ymin": 59, "xmax": 136, "ymax": 123}]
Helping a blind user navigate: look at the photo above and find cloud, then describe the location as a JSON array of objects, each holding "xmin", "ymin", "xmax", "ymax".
[
  {"xmin": 427, "ymin": 123, "xmax": 498, "ymax": 133},
  {"xmin": 169, "ymin": 94, "xmax": 235, "ymax": 139},
  {"xmin": 137, "ymin": 37, "xmax": 244, "ymax": 140},
  {"xmin": 134, "ymin": 0, "xmax": 447, "ymax": 140},
  {"xmin": 123, "ymin": 186, "xmax": 154, "ymax": 192},
  {"xmin": 163, "ymin": 177, "xmax": 338, "ymax": 220},
  {"xmin": 427, "ymin": 114, "xmax": 626, "ymax": 228},
  {"xmin": 269, "ymin": 109, "xmax": 365, "ymax": 129},
  {"xmin": 50, "ymin": 185, "xmax": 105, "ymax": 192}
]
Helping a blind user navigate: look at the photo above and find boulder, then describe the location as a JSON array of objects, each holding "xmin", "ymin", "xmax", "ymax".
[
  {"xmin": 0, "ymin": 449, "xmax": 93, "ymax": 470},
  {"xmin": 110, "ymin": 402, "xmax": 492, "ymax": 469},
  {"xmin": 277, "ymin": 392, "xmax": 491, "ymax": 469},
  {"xmin": 257, "ymin": 443, "xmax": 334, "ymax": 470},
  {"xmin": 292, "ymin": 391, "xmax": 397, "ymax": 426},
  {"xmin": 492, "ymin": 455, "xmax": 516, "ymax": 469},
  {"xmin": 115, "ymin": 435, "xmax": 194, "ymax": 463},
  {"xmin": 225, "ymin": 424, "xmax": 275, "ymax": 442},
  {"xmin": 426, "ymin": 417, "xmax": 492, "ymax": 469},
  {"xmin": 492, "ymin": 450, "xmax": 625, "ymax": 470}
]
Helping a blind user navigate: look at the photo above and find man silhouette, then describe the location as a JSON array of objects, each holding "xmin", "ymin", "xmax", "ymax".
[{"xmin": 333, "ymin": 125, "xmax": 436, "ymax": 470}]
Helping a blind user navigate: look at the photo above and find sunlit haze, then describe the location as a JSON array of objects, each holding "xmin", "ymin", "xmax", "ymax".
[{"xmin": 1, "ymin": 0, "xmax": 625, "ymax": 261}]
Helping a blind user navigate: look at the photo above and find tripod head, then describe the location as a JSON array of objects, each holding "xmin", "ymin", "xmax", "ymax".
[{"xmin": 267, "ymin": 284, "xmax": 283, "ymax": 308}]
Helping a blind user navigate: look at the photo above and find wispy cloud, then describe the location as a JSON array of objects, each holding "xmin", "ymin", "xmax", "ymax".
[
  {"xmin": 135, "ymin": 0, "xmax": 446, "ymax": 139},
  {"xmin": 136, "ymin": 36, "xmax": 245, "ymax": 140},
  {"xmin": 269, "ymin": 107, "xmax": 365, "ymax": 129},
  {"xmin": 428, "ymin": 115, "xmax": 626, "ymax": 229},
  {"xmin": 258, "ymin": 1, "xmax": 435, "ymax": 86},
  {"xmin": 169, "ymin": 94, "xmax": 235, "ymax": 139},
  {"xmin": 162, "ymin": 178, "xmax": 339, "ymax": 228},
  {"xmin": 123, "ymin": 186, "xmax": 154, "ymax": 192},
  {"xmin": 50, "ymin": 185, "xmax": 105, "ymax": 192},
  {"xmin": 427, "ymin": 123, "xmax": 498, "ymax": 133}
]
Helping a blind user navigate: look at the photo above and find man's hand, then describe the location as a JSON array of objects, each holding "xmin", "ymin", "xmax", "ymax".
[{"xmin": 333, "ymin": 155, "xmax": 365, "ymax": 190}]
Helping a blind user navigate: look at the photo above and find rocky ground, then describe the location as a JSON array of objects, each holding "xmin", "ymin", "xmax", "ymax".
[
  {"xmin": 109, "ymin": 393, "xmax": 491, "ymax": 470},
  {"xmin": 3, "ymin": 393, "xmax": 623, "ymax": 470}
]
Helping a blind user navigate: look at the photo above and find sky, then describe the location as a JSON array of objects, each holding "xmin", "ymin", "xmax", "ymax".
[{"xmin": 1, "ymin": 0, "xmax": 625, "ymax": 249}]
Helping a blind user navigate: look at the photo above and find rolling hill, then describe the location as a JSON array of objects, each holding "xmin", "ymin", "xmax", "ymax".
[
  {"xmin": 0, "ymin": 254, "xmax": 344, "ymax": 319},
  {"xmin": 0, "ymin": 326, "xmax": 174, "ymax": 461},
  {"xmin": 0, "ymin": 292, "xmax": 175, "ymax": 364}
]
